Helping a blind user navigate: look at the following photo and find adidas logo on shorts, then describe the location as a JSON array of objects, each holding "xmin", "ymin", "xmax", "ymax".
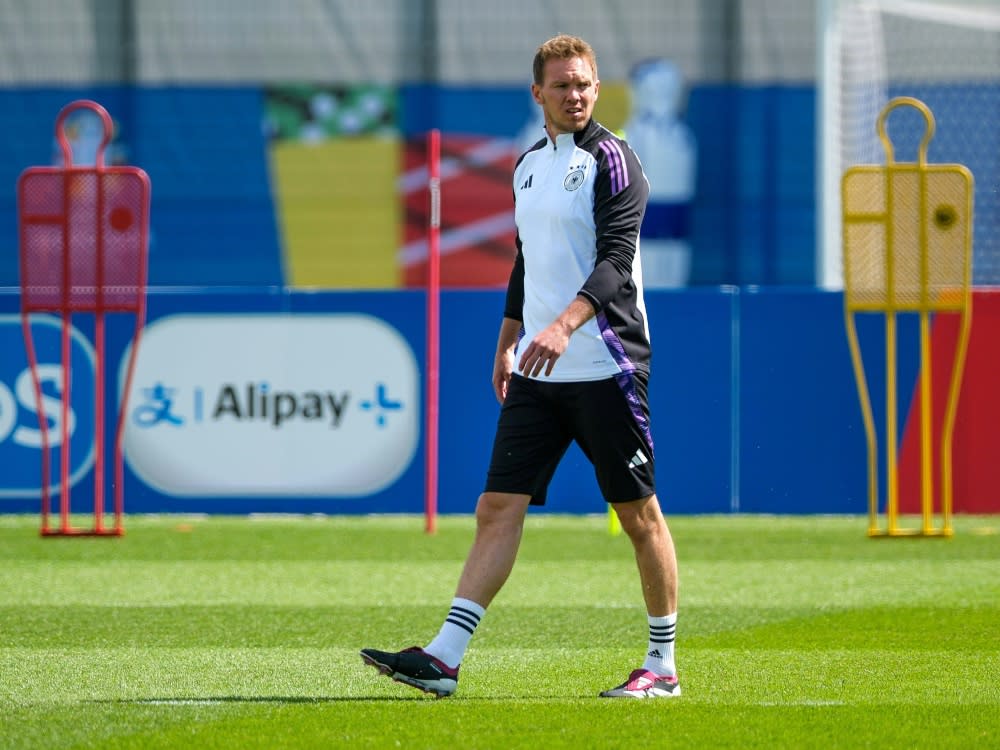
[{"xmin": 628, "ymin": 449, "xmax": 649, "ymax": 469}]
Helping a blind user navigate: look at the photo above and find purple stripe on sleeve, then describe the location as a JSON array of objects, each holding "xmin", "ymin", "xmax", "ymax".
[
  {"xmin": 597, "ymin": 312, "xmax": 635, "ymax": 373},
  {"xmin": 597, "ymin": 313, "xmax": 651, "ymax": 449},
  {"xmin": 598, "ymin": 140, "xmax": 629, "ymax": 195}
]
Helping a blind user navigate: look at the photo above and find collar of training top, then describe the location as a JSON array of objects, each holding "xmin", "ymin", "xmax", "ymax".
[{"xmin": 550, "ymin": 119, "xmax": 601, "ymax": 149}]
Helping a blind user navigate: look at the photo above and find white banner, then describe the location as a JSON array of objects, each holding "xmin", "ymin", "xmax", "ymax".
[{"xmin": 121, "ymin": 314, "xmax": 419, "ymax": 497}]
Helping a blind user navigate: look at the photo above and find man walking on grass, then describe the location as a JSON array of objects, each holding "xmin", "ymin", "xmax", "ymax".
[{"xmin": 361, "ymin": 33, "xmax": 681, "ymax": 700}]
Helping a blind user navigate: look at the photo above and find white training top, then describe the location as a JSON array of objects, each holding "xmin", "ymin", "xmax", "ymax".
[{"xmin": 506, "ymin": 119, "xmax": 652, "ymax": 382}]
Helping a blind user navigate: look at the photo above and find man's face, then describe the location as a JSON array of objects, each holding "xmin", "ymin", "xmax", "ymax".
[{"xmin": 532, "ymin": 56, "xmax": 599, "ymax": 138}]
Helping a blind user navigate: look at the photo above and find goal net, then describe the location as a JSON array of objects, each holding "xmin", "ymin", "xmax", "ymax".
[{"xmin": 819, "ymin": 0, "xmax": 1000, "ymax": 288}]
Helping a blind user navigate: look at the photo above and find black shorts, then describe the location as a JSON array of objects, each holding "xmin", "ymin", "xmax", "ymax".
[{"xmin": 484, "ymin": 371, "xmax": 655, "ymax": 505}]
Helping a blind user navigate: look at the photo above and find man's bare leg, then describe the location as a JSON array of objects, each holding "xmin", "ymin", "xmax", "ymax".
[
  {"xmin": 454, "ymin": 491, "xmax": 533, "ymax": 607},
  {"xmin": 613, "ymin": 494, "xmax": 678, "ymax": 616},
  {"xmin": 611, "ymin": 494, "xmax": 680, "ymax": 685}
]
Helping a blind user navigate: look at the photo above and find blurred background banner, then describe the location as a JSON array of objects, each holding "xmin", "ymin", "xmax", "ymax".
[
  {"xmin": 1, "ymin": 1, "xmax": 997, "ymax": 289},
  {"xmin": 0, "ymin": 0, "xmax": 814, "ymax": 289}
]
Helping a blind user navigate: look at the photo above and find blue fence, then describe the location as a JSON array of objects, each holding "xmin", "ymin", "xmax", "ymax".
[{"xmin": 0, "ymin": 286, "xmax": 899, "ymax": 516}]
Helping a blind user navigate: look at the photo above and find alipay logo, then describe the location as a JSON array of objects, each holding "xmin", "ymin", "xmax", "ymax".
[
  {"xmin": 133, "ymin": 383, "xmax": 184, "ymax": 427},
  {"xmin": 130, "ymin": 380, "xmax": 403, "ymax": 430}
]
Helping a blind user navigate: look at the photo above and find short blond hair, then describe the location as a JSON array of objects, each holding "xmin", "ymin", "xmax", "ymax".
[{"xmin": 532, "ymin": 34, "xmax": 598, "ymax": 85}]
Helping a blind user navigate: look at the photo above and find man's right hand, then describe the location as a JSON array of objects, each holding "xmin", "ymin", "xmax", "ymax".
[{"xmin": 493, "ymin": 348, "xmax": 514, "ymax": 403}]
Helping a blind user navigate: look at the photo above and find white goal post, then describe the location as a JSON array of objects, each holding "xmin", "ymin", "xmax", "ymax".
[{"xmin": 818, "ymin": 0, "xmax": 1000, "ymax": 289}]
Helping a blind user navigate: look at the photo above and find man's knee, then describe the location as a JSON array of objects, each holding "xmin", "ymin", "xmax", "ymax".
[
  {"xmin": 475, "ymin": 492, "xmax": 531, "ymax": 527},
  {"xmin": 613, "ymin": 494, "xmax": 664, "ymax": 538}
]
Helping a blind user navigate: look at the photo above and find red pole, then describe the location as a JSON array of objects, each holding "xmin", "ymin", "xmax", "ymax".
[
  {"xmin": 59, "ymin": 166, "xmax": 73, "ymax": 534},
  {"xmin": 425, "ymin": 129, "xmax": 441, "ymax": 534},
  {"xmin": 93, "ymin": 158, "xmax": 107, "ymax": 533}
]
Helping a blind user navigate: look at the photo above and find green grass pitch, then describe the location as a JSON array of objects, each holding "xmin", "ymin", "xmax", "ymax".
[{"xmin": 2, "ymin": 513, "xmax": 998, "ymax": 748}]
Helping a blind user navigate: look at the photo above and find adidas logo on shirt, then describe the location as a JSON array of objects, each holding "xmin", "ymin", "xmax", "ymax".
[{"xmin": 520, "ymin": 174, "xmax": 533, "ymax": 190}]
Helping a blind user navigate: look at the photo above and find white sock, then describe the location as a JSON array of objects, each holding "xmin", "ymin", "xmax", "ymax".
[
  {"xmin": 642, "ymin": 613, "xmax": 677, "ymax": 677},
  {"xmin": 423, "ymin": 597, "xmax": 486, "ymax": 669}
]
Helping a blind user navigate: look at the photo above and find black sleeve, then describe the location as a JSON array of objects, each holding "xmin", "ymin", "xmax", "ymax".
[
  {"xmin": 503, "ymin": 233, "xmax": 525, "ymax": 321},
  {"xmin": 578, "ymin": 139, "xmax": 648, "ymax": 312}
]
